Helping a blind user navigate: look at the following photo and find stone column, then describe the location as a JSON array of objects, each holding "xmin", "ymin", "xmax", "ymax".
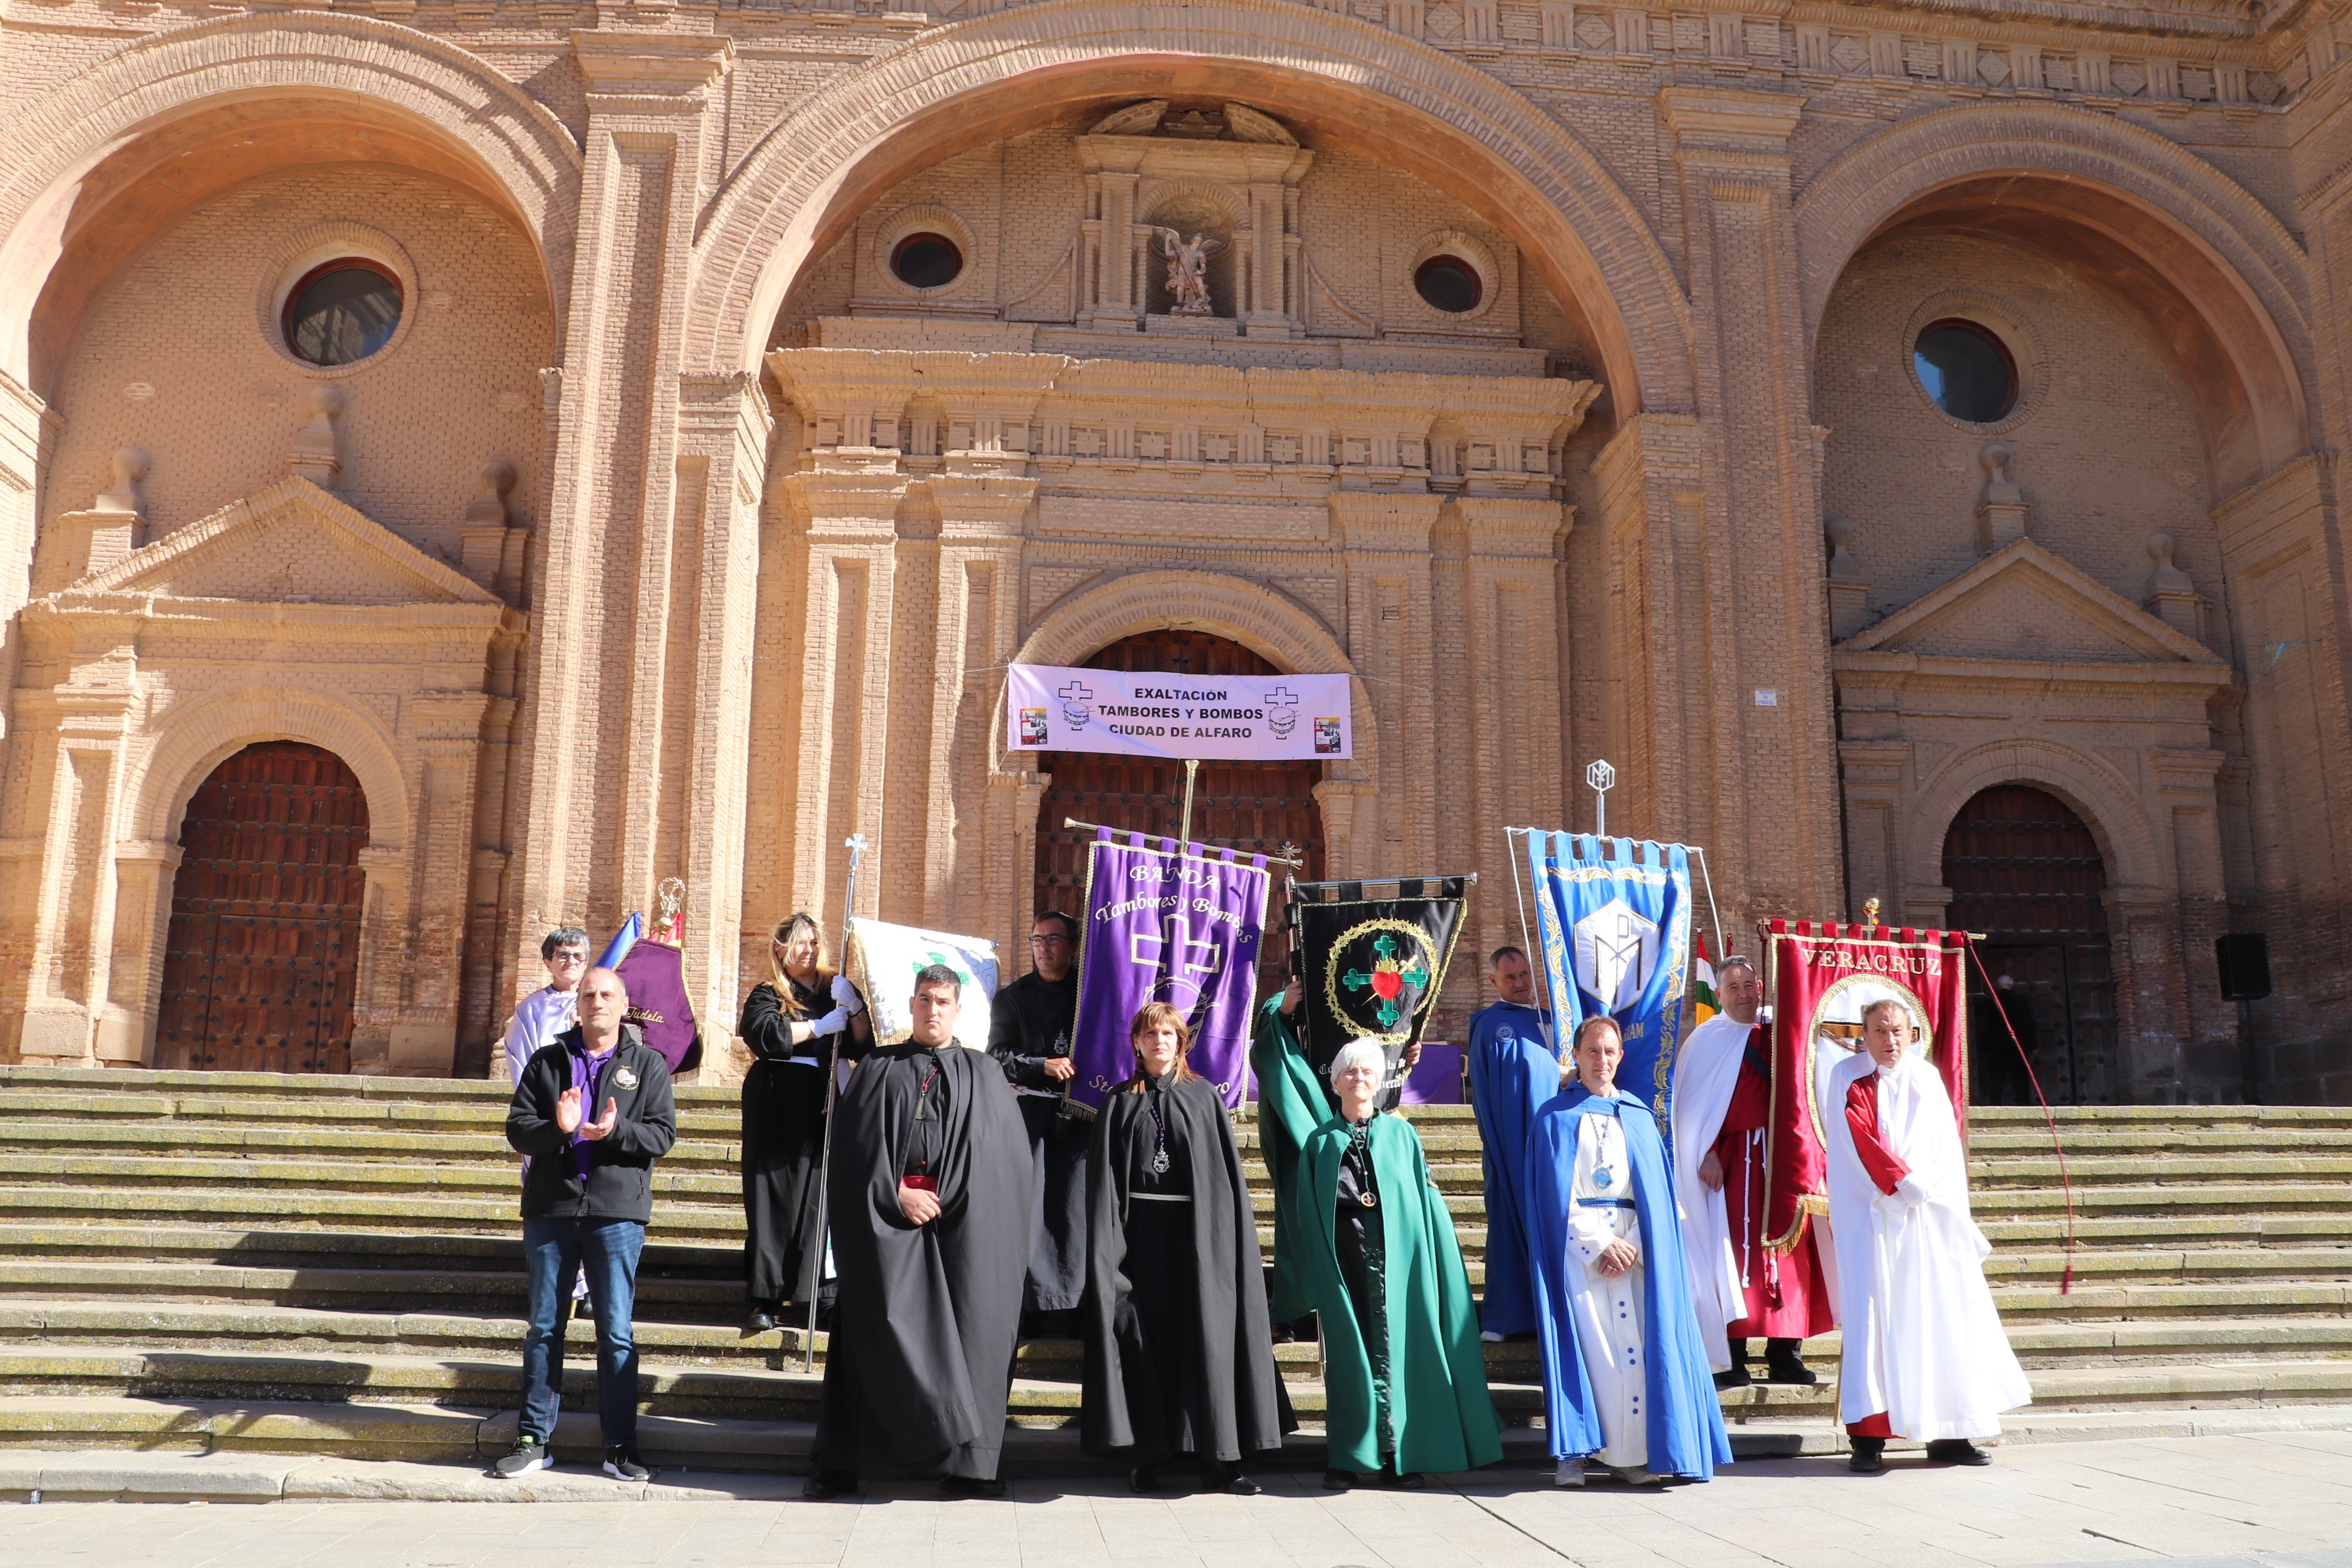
[
  {"xmin": 102, "ymin": 839, "xmax": 181, "ymax": 1065},
  {"xmin": 397, "ymin": 694, "xmax": 491, "ymax": 1074},
  {"xmin": 1456, "ymin": 495, "xmax": 1570, "ymax": 960},
  {"xmin": 11, "ymin": 684, "xmax": 133, "ymax": 1065},
  {"xmin": 2155, "ymin": 747, "xmax": 2234, "ymax": 1092},
  {"xmin": 1587, "ymin": 411, "xmax": 1706, "ymax": 843},
  {"xmin": 925, "ymin": 475, "xmax": 1033, "ymax": 934},
  {"xmin": 779, "ymin": 469, "xmax": 908, "ymax": 926},
  {"xmin": 510, "ymin": 31, "xmax": 733, "ymax": 993},
  {"xmin": 667, "ymin": 373, "xmax": 774, "ymax": 1049},
  {"xmin": 1330, "ymin": 493, "xmax": 1441, "ymax": 870},
  {"xmin": 1658, "ymin": 87, "xmax": 1844, "ymax": 923}
]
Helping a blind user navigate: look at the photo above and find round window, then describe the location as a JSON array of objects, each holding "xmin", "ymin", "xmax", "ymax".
[
  {"xmin": 1913, "ymin": 319, "xmax": 2018, "ymax": 424},
  {"xmin": 1415, "ymin": 255, "xmax": 1483, "ymax": 314},
  {"xmin": 283, "ymin": 260, "xmax": 403, "ymax": 367},
  {"xmin": 890, "ymin": 232, "xmax": 964, "ymax": 290}
]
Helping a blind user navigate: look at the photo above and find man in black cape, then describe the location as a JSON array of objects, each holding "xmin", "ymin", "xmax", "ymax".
[
  {"xmin": 1080, "ymin": 1004, "xmax": 1292, "ymax": 1492},
  {"xmin": 805, "ymin": 964, "xmax": 1033, "ymax": 1500},
  {"xmin": 988, "ymin": 910, "xmax": 1089, "ymax": 1329}
]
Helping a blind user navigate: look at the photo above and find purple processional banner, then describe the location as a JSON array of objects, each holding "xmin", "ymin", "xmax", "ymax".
[{"xmin": 1066, "ymin": 828, "xmax": 1272, "ymax": 1116}]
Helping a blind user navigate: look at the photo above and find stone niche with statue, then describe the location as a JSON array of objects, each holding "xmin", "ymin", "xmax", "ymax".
[{"xmin": 1074, "ymin": 100, "xmax": 1314, "ymax": 339}]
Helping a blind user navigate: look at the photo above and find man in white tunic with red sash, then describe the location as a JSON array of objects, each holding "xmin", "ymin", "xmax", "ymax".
[
  {"xmin": 1671, "ymin": 956, "xmax": 1833, "ymax": 1388},
  {"xmin": 1824, "ymin": 998, "xmax": 2032, "ymax": 1474}
]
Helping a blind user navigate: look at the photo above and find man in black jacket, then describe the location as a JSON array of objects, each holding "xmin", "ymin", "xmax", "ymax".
[
  {"xmin": 495, "ymin": 965, "xmax": 677, "ymax": 1482},
  {"xmin": 988, "ymin": 910, "xmax": 1089, "ymax": 1331}
]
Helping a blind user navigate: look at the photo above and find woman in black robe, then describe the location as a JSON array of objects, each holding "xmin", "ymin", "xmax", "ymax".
[
  {"xmin": 1081, "ymin": 1001, "xmax": 1292, "ymax": 1494},
  {"xmin": 737, "ymin": 913, "xmax": 868, "ymax": 1331}
]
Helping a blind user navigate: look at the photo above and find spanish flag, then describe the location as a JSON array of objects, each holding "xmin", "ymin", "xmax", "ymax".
[{"xmin": 1691, "ymin": 929, "xmax": 1720, "ymax": 1025}]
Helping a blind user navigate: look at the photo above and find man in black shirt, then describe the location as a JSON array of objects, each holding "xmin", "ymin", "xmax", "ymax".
[
  {"xmin": 989, "ymin": 910, "xmax": 1090, "ymax": 1332},
  {"xmin": 496, "ymin": 966, "xmax": 677, "ymax": 1483}
]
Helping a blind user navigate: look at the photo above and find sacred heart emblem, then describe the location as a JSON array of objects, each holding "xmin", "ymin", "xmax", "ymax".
[{"xmin": 1325, "ymin": 919, "xmax": 1440, "ymax": 1044}]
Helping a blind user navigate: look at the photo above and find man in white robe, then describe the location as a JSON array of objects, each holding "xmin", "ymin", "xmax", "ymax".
[
  {"xmin": 505, "ymin": 927, "xmax": 589, "ymax": 1086},
  {"xmin": 1669, "ymin": 968, "xmax": 1751, "ymax": 1376},
  {"xmin": 504, "ymin": 926, "xmax": 590, "ymax": 1307},
  {"xmin": 1824, "ymin": 997, "xmax": 2033, "ymax": 1473}
]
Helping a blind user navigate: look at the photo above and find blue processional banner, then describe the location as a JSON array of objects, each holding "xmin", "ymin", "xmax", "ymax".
[{"xmin": 1523, "ymin": 833, "xmax": 1694, "ymax": 1123}]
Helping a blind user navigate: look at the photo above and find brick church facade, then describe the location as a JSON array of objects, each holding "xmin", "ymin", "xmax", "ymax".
[{"xmin": 0, "ymin": 0, "xmax": 2343, "ymax": 1100}]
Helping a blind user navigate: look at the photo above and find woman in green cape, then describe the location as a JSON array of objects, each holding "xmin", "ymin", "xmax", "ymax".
[
  {"xmin": 1298, "ymin": 1038, "xmax": 1503, "ymax": 1489},
  {"xmin": 1250, "ymin": 980, "xmax": 1329, "ymax": 1329}
]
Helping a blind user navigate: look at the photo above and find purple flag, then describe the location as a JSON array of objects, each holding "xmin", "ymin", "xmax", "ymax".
[
  {"xmin": 1067, "ymin": 828, "xmax": 1270, "ymax": 1115},
  {"xmin": 612, "ymin": 937, "xmax": 697, "ymax": 1073}
]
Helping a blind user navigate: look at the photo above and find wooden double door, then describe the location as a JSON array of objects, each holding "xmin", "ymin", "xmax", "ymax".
[
  {"xmin": 1032, "ymin": 631, "xmax": 1324, "ymax": 994},
  {"xmin": 155, "ymin": 741, "xmax": 370, "ymax": 1074},
  {"xmin": 1943, "ymin": 785, "xmax": 2119, "ymax": 1105}
]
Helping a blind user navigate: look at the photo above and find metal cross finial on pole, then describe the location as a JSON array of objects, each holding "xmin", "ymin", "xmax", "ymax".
[
  {"xmin": 1585, "ymin": 759, "xmax": 1616, "ymax": 840},
  {"xmin": 802, "ymin": 831, "xmax": 869, "ymax": 1374}
]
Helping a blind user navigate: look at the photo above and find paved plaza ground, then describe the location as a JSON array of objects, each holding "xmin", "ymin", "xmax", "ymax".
[{"xmin": 5, "ymin": 1432, "xmax": 2351, "ymax": 1568}]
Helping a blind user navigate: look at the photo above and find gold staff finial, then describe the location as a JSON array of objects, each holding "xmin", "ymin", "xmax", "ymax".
[{"xmin": 1863, "ymin": 897, "xmax": 1881, "ymax": 930}]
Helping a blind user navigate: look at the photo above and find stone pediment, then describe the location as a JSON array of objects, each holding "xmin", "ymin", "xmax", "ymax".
[
  {"xmin": 71, "ymin": 478, "xmax": 497, "ymax": 608},
  {"xmin": 1837, "ymin": 538, "xmax": 2221, "ymax": 667}
]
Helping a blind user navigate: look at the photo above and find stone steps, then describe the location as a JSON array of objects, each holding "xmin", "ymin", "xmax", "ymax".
[{"xmin": 0, "ymin": 1065, "xmax": 2347, "ymax": 1471}]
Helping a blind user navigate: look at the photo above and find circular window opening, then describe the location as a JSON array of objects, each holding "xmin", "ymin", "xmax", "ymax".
[
  {"xmin": 1415, "ymin": 255, "xmax": 1483, "ymax": 315},
  {"xmin": 890, "ymin": 233, "xmax": 964, "ymax": 290},
  {"xmin": 283, "ymin": 260, "xmax": 403, "ymax": 367},
  {"xmin": 1913, "ymin": 319, "xmax": 2018, "ymax": 424}
]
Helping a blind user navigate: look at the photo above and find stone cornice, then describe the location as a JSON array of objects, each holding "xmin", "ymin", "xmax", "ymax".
[{"xmin": 571, "ymin": 30, "xmax": 734, "ymax": 94}]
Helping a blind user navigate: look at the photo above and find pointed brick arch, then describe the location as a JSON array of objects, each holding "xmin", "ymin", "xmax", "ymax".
[{"xmin": 684, "ymin": 0, "xmax": 1693, "ymax": 413}]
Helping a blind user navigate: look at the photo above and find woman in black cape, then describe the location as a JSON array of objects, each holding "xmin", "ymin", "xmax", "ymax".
[
  {"xmin": 1081, "ymin": 1001, "xmax": 1293, "ymax": 1493},
  {"xmin": 737, "ymin": 912, "xmax": 869, "ymax": 1330}
]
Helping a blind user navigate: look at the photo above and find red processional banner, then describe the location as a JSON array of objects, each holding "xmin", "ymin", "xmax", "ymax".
[{"xmin": 1759, "ymin": 919, "xmax": 1971, "ymax": 1253}]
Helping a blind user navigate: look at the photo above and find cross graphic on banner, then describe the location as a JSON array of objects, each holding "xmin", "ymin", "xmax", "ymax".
[
  {"xmin": 1131, "ymin": 912, "xmax": 1224, "ymax": 999},
  {"xmin": 1265, "ymin": 686, "xmax": 1297, "ymax": 707},
  {"xmin": 1057, "ymin": 681, "xmax": 1095, "ymax": 704}
]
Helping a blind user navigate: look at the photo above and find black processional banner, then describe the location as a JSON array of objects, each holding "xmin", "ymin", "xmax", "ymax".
[{"xmin": 1291, "ymin": 880, "xmax": 1468, "ymax": 1109}]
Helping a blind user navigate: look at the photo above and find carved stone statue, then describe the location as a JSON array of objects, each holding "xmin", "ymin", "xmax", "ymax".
[{"xmin": 1152, "ymin": 227, "xmax": 1227, "ymax": 315}]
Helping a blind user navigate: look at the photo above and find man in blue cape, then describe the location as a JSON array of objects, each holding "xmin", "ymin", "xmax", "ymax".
[
  {"xmin": 1464, "ymin": 944, "xmax": 1553, "ymax": 1338},
  {"xmin": 1526, "ymin": 1014, "xmax": 1731, "ymax": 1487}
]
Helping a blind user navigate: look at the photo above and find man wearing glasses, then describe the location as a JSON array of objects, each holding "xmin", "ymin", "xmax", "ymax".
[
  {"xmin": 988, "ymin": 911, "xmax": 1090, "ymax": 1334},
  {"xmin": 505, "ymin": 927, "xmax": 589, "ymax": 1087}
]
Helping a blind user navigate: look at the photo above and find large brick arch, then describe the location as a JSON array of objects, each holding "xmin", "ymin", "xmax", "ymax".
[
  {"xmin": 0, "ymin": 12, "xmax": 580, "ymax": 384},
  {"xmin": 1005, "ymin": 568, "xmax": 1379, "ymax": 786},
  {"xmin": 685, "ymin": 0, "xmax": 1693, "ymax": 414},
  {"xmin": 1795, "ymin": 102, "xmax": 2310, "ymax": 484},
  {"xmin": 131, "ymin": 688, "xmax": 410, "ymax": 855},
  {"xmin": 1911, "ymin": 737, "xmax": 2160, "ymax": 896}
]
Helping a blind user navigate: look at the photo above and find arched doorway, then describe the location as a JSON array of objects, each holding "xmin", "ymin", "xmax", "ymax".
[
  {"xmin": 156, "ymin": 741, "xmax": 370, "ymax": 1073},
  {"xmin": 1033, "ymin": 630, "xmax": 1324, "ymax": 995},
  {"xmin": 1942, "ymin": 785, "xmax": 2117, "ymax": 1105}
]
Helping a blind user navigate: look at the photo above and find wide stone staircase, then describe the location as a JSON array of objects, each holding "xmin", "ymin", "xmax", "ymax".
[{"xmin": 1, "ymin": 1064, "xmax": 2348, "ymax": 1474}]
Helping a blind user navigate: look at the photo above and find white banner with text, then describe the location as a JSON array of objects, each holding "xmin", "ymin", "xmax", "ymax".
[{"xmin": 1005, "ymin": 663, "xmax": 1353, "ymax": 762}]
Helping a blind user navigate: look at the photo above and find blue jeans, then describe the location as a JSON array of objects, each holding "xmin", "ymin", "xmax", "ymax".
[{"xmin": 520, "ymin": 1216, "xmax": 645, "ymax": 1448}]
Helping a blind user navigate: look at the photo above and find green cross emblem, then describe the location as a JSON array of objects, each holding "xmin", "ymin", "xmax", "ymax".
[{"xmin": 1341, "ymin": 933, "xmax": 1431, "ymax": 1030}]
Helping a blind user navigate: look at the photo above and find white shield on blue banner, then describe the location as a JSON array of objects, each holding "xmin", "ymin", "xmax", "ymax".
[{"xmin": 1524, "ymin": 834, "xmax": 1694, "ymax": 1123}]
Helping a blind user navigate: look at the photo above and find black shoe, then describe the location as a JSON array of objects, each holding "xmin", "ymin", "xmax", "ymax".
[
  {"xmin": 1321, "ymin": 1468, "xmax": 1358, "ymax": 1491},
  {"xmin": 491, "ymin": 1435, "xmax": 551, "ymax": 1479},
  {"xmin": 1763, "ymin": 1340, "xmax": 1818, "ymax": 1386},
  {"xmin": 939, "ymin": 1474, "xmax": 1007, "ymax": 1499},
  {"xmin": 1714, "ymin": 1364, "xmax": 1752, "ymax": 1390},
  {"xmin": 1925, "ymin": 1439, "xmax": 1991, "ymax": 1466},
  {"xmin": 1201, "ymin": 1462, "xmax": 1259, "ymax": 1496},
  {"xmin": 1848, "ymin": 1437, "xmax": 1886, "ymax": 1475},
  {"xmin": 744, "ymin": 1308, "xmax": 776, "ymax": 1334},
  {"xmin": 602, "ymin": 1445, "xmax": 651, "ymax": 1482},
  {"xmin": 1383, "ymin": 1471, "xmax": 1427, "ymax": 1490},
  {"xmin": 1129, "ymin": 1464, "xmax": 1159, "ymax": 1494},
  {"xmin": 802, "ymin": 1467, "xmax": 857, "ymax": 1501}
]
